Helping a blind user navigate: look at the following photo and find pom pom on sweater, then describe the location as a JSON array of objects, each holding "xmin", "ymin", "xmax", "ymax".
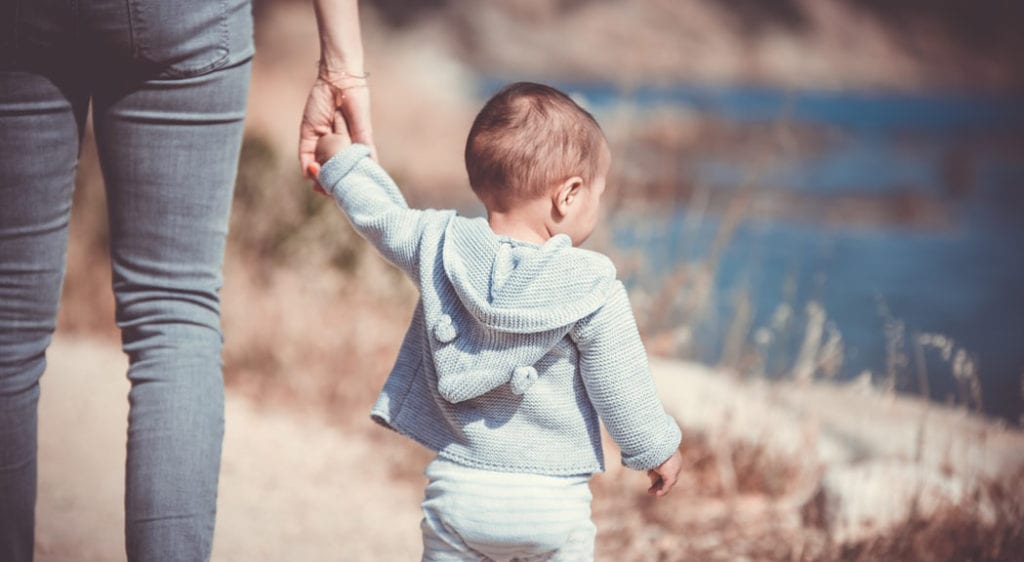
[
  {"xmin": 510, "ymin": 366, "xmax": 539, "ymax": 395},
  {"xmin": 433, "ymin": 314, "xmax": 458, "ymax": 343}
]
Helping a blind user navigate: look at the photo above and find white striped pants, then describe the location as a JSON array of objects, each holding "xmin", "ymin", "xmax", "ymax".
[{"xmin": 420, "ymin": 457, "xmax": 596, "ymax": 562}]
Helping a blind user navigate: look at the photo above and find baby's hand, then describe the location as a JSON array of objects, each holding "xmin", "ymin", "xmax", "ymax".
[
  {"xmin": 306, "ymin": 131, "xmax": 352, "ymax": 193},
  {"xmin": 315, "ymin": 132, "xmax": 351, "ymax": 166},
  {"xmin": 646, "ymin": 449, "xmax": 682, "ymax": 497}
]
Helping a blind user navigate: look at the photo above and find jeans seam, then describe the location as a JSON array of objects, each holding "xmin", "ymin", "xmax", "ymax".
[{"xmin": 126, "ymin": 0, "xmax": 138, "ymax": 59}]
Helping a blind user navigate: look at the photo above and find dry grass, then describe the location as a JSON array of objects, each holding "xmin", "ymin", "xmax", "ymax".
[
  {"xmin": 827, "ymin": 470, "xmax": 1024, "ymax": 562},
  {"xmin": 590, "ymin": 435, "xmax": 1024, "ymax": 562}
]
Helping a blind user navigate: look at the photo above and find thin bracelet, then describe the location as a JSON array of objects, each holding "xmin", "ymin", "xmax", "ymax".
[
  {"xmin": 315, "ymin": 62, "xmax": 370, "ymax": 81},
  {"xmin": 320, "ymin": 70, "xmax": 370, "ymax": 101}
]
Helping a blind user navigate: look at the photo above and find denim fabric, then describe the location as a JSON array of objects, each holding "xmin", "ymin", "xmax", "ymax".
[{"xmin": 0, "ymin": 1, "xmax": 252, "ymax": 560}]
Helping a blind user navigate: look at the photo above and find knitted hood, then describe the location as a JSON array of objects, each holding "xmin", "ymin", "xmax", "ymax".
[{"xmin": 428, "ymin": 217, "xmax": 616, "ymax": 403}]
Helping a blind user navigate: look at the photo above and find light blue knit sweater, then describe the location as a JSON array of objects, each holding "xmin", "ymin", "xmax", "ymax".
[{"xmin": 319, "ymin": 144, "xmax": 681, "ymax": 476}]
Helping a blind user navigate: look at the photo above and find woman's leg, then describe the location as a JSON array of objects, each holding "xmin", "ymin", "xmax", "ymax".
[
  {"xmin": 0, "ymin": 66, "xmax": 88, "ymax": 562},
  {"xmin": 91, "ymin": 57, "xmax": 251, "ymax": 561}
]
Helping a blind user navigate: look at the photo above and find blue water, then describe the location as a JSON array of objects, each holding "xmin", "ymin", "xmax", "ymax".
[{"xmin": 476, "ymin": 80, "xmax": 1024, "ymax": 424}]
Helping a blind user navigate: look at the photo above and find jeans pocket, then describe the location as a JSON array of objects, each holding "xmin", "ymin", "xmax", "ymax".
[{"xmin": 128, "ymin": 0, "xmax": 230, "ymax": 78}]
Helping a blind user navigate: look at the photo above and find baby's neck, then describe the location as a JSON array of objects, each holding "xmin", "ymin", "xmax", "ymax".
[{"xmin": 487, "ymin": 203, "xmax": 551, "ymax": 245}]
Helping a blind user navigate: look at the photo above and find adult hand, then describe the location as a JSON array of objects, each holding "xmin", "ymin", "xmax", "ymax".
[{"xmin": 298, "ymin": 74, "xmax": 375, "ymax": 185}]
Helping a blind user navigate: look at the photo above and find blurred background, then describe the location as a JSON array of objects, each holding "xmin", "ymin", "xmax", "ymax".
[{"xmin": 55, "ymin": 0, "xmax": 1023, "ymax": 560}]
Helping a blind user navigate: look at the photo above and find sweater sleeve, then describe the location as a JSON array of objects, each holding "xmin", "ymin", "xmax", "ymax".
[
  {"xmin": 318, "ymin": 143, "xmax": 429, "ymax": 280},
  {"xmin": 571, "ymin": 282, "xmax": 682, "ymax": 471}
]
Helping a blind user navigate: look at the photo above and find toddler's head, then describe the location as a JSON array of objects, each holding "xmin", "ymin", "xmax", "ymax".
[{"xmin": 465, "ymin": 82, "xmax": 610, "ymax": 245}]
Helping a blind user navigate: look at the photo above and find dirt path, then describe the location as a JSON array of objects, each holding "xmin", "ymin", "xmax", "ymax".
[{"xmin": 35, "ymin": 336, "xmax": 424, "ymax": 561}]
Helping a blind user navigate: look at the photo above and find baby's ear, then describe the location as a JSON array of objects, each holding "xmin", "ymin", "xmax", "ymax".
[{"xmin": 553, "ymin": 176, "xmax": 584, "ymax": 217}]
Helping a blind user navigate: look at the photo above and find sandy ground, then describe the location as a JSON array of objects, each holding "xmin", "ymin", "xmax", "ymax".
[{"xmin": 35, "ymin": 336, "xmax": 424, "ymax": 562}]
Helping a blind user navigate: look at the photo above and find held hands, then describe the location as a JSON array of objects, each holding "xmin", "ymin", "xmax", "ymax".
[
  {"xmin": 299, "ymin": 73, "xmax": 375, "ymax": 191},
  {"xmin": 647, "ymin": 449, "xmax": 682, "ymax": 497},
  {"xmin": 303, "ymin": 120, "xmax": 353, "ymax": 182},
  {"xmin": 315, "ymin": 120, "xmax": 353, "ymax": 165}
]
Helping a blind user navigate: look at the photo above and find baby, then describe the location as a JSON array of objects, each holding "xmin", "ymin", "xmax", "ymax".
[{"xmin": 312, "ymin": 82, "xmax": 682, "ymax": 562}]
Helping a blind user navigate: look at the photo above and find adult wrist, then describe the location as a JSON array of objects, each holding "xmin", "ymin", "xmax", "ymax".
[
  {"xmin": 317, "ymin": 61, "xmax": 368, "ymax": 89},
  {"xmin": 317, "ymin": 48, "xmax": 365, "ymax": 75}
]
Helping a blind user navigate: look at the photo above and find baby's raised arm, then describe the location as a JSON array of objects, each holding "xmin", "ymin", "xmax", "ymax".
[{"xmin": 312, "ymin": 142, "xmax": 441, "ymax": 282}]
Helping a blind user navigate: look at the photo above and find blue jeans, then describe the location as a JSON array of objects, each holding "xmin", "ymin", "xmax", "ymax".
[{"xmin": 0, "ymin": 1, "xmax": 253, "ymax": 560}]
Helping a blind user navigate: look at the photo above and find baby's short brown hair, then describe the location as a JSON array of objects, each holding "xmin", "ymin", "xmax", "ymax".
[{"xmin": 465, "ymin": 82, "xmax": 606, "ymax": 208}]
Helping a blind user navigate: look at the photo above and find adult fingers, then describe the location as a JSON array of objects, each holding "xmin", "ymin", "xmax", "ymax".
[
  {"xmin": 306, "ymin": 163, "xmax": 327, "ymax": 195},
  {"xmin": 298, "ymin": 116, "xmax": 318, "ymax": 179},
  {"xmin": 332, "ymin": 109, "xmax": 352, "ymax": 144},
  {"xmin": 298, "ymin": 81, "xmax": 336, "ymax": 177},
  {"xmin": 338, "ymin": 87, "xmax": 376, "ymax": 158},
  {"xmin": 299, "ymin": 137, "xmax": 317, "ymax": 180}
]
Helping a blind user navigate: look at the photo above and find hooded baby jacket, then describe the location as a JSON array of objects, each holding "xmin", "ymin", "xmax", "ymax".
[{"xmin": 319, "ymin": 143, "xmax": 681, "ymax": 476}]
